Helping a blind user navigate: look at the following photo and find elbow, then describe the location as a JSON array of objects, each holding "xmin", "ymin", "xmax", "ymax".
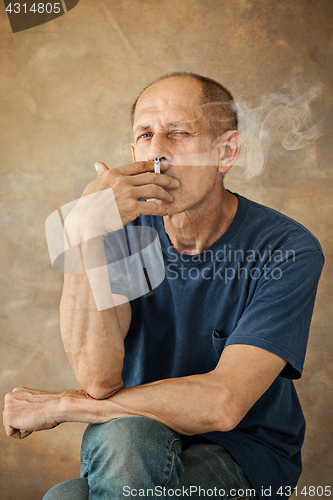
[
  {"xmin": 72, "ymin": 361, "xmax": 124, "ymax": 400},
  {"xmin": 211, "ymin": 411, "xmax": 238, "ymax": 433},
  {"xmin": 78, "ymin": 378, "xmax": 123, "ymax": 400},
  {"xmin": 210, "ymin": 394, "xmax": 245, "ymax": 433}
]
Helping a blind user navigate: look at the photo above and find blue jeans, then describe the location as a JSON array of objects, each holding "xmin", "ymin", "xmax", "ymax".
[{"xmin": 42, "ymin": 417, "xmax": 258, "ymax": 500}]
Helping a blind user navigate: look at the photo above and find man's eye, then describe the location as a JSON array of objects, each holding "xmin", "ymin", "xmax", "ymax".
[
  {"xmin": 138, "ymin": 133, "xmax": 152, "ymax": 140},
  {"xmin": 170, "ymin": 131, "xmax": 190, "ymax": 137}
]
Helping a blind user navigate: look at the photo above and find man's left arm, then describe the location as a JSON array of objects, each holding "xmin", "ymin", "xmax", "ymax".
[{"xmin": 3, "ymin": 343, "xmax": 286, "ymax": 438}]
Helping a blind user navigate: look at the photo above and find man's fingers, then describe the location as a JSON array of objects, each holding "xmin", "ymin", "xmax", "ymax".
[
  {"xmin": 19, "ymin": 430, "xmax": 32, "ymax": 439},
  {"xmin": 116, "ymin": 160, "xmax": 168, "ymax": 177},
  {"xmin": 12, "ymin": 386, "xmax": 34, "ymax": 392},
  {"xmin": 133, "ymin": 185, "xmax": 174, "ymax": 203},
  {"xmin": 5, "ymin": 424, "xmax": 32, "ymax": 439},
  {"xmin": 95, "ymin": 160, "xmax": 170, "ymax": 180},
  {"xmin": 131, "ymin": 171, "xmax": 180, "ymax": 190},
  {"xmin": 6, "ymin": 425, "xmax": 20, "ymax": 438},
  {"xmin": 136, "ymin": 200, "xmax": 172, "ymax": 217},
  {"xmin": 95, "ymin": 162, "xmax": 109, "ymax": 177},
  {"xmin": 12, "ymin": 387, "xmax": 44, "ymax": 396}
]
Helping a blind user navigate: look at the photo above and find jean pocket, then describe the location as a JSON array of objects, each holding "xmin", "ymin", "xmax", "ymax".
[{"xmin": 212, "ymin": 330, "xmax": 228, "ymax": 357}]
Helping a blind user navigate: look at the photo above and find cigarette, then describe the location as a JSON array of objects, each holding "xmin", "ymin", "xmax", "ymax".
[{"xmin": 154, "ymin": 157, "xmax": 160, "ymax": 174}]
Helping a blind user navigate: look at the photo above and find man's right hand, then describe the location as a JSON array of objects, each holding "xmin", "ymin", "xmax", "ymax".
[
  {"xmin": 91, "ymin": 160, "xmax": 179, "ymax": 225},
  {"xmin": 65, "ymin": 161, "xmax": 180, "ymax": 246}
]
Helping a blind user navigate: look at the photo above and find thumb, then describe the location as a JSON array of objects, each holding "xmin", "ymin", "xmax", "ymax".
[{"xmin": 94, "ymin": 162, "xmax": 109, "ymax": 177}]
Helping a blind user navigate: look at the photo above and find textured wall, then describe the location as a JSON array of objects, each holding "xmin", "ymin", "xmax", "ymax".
[{"xmin": 0, "ymin": 1, "xmax": 332, "ymax": 498}]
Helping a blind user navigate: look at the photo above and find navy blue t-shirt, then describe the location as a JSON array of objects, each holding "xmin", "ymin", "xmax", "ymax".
[{"xmin": 104, "ymin": 193, "xmax": 324, "ymax": 500}]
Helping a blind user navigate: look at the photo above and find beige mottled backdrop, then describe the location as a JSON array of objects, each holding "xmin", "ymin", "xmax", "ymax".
[{"xmin": 0, "ymin": 1, "xmax": 332, "ymax": 499}]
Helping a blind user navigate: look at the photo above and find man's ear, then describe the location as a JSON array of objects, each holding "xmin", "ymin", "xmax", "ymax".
[
  {"xmin": 131, "ymin": 144, "xmax": 136, "ymax": 161},
  {"xmin": 218, "ymin": 131, "xmax": 241, "ymax": 174}
]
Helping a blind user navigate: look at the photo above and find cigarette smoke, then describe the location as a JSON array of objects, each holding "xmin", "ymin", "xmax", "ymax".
[{"xmin": 229, "ymin": 70, "xmax": 323, "ymax": 181}]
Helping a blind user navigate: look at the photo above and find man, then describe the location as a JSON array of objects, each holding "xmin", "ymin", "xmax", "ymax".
[{"xmin": 3, "ymin": 73, "xmax": 324, "ymax": 500}]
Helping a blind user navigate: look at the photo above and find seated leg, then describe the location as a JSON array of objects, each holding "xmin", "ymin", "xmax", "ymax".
[
  {"xmin": 42, "ymin": 477, "xmax": 89, "ymax": 500},
  {"xmin": 43, "ymin": 423, "xmax": 258, "ymax": 500},
  {"xmin": 178, "ymin": 437, "xmax": 259, "ymax": 499},
  {"xmin": 80, "ymin": 416, "xmax": 184, "ymax": 499}
]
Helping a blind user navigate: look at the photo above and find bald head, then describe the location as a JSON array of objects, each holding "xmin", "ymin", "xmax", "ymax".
[{"xmin": 131, "ymin": 72, "xmax": 238, "ymax": 139}]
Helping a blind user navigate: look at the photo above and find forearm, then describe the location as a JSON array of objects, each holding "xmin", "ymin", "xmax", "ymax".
[
  {"xmin": 5, "ymin": 377, "xmax": 223, "ymax": 439},
  {"xmin": 62, "ymin": 371, "xmax": 233, "ymax": 435},
  {"xmin": 60, "ymin": 345, "xmax": 286, "ymax": 435},
  {"xmin": 5, "ymin": 347, "xmax": 286, "ymax": 439},
  {"xmin": 60, "ymin": 267, "xmax": 131, "ymax": 399}
]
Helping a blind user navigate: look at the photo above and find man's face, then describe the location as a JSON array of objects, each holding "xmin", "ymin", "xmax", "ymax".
[{"xmin": 131, "ymin": 77, "xmax": 224, "ymax": 216}]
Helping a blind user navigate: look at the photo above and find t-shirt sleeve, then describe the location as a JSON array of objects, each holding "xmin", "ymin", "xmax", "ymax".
[{"xmin": 225, "ymin": 248, "xmax": 324, "ymax": 379}]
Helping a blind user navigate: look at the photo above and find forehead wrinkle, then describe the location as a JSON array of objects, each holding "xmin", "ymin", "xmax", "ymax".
[
  {"xmin": 135, "ymin": 95, "xmax": 204, "ymax": 119},
  {"xmin": 166, "ymin": 118, "xmax": 200, "ymax": 128},
  {"xmin": 135, "ymin": 125, "xmax": 151, "ymax": 131},
  {"xmin": 134, "ymin": 114, "xmax": 204, "ymax": 133}
]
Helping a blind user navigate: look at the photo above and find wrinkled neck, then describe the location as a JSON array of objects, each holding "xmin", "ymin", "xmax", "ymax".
[{"xmin": 163, "ymin": 187, "xmax": 238, "ymax": 255}]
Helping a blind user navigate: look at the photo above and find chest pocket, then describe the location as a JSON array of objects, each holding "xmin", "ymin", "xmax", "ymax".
[{"xmin": 212, "ymin": 330, "xmax": 228, "ymax": 358}]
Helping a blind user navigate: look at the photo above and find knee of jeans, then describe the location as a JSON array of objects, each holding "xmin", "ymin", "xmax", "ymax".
[
  {"xmin": 81, "ymin": 416, "xmax": 182, "ymax": 468},
  {"xmin": 42, "ymin": 478, "xmax": 89, "ymax": 500}
]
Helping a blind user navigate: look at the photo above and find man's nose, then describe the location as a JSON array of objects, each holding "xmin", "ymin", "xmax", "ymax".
[{"xmin": 148, "ymin": 132, "xmax": 170, "ymax": 161}]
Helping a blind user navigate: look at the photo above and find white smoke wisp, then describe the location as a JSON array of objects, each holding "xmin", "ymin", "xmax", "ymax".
[{"xmin": 229, "ymin": 73, "xmax": 323, "ymax": 181}]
